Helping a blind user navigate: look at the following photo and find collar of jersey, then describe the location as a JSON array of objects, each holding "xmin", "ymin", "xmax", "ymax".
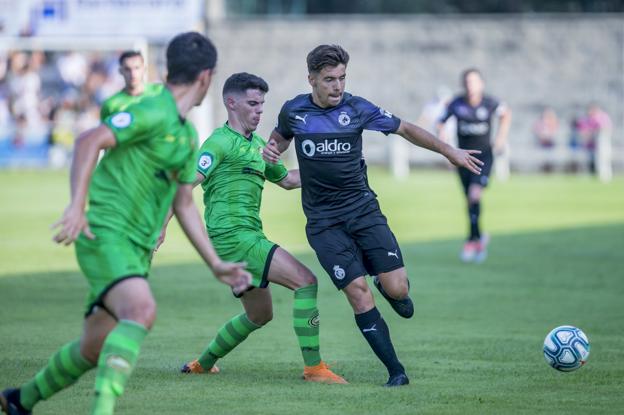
[
  {"xmin": 162, "ymin": 87, "xmax": 186, "ymax": 123},
  {"xmin": 223, "ymin": 122, "xmax": 254, "ymax": 142}
]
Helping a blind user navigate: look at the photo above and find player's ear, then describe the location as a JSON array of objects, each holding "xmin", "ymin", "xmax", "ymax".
[
  {"xmin": 308, "ymin": 73, "xmax": 316, "ymax": 88},
  {"xmin": 199, "ymin": 68, "xmax": 213, "ymax": 89},
  {"xmin": 224, "ymin": 94, "xmax": 237, "ymax": 111}
]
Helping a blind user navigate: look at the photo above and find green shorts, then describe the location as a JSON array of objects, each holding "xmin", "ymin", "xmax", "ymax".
[
  {"xmin": 75, "ymin": 230, "xmax": 151, "ymax": 317},
  {"xmin": 212, "ymin": 231, "xmax": 278, "ymax": 294}
]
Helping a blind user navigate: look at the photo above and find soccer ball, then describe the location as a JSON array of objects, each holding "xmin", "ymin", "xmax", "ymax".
[{"xmin": 543, "ymin": 325, "xmax": 590, "ymax": 372}]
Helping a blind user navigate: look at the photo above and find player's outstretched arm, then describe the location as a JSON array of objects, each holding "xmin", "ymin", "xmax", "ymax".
[
  {"xmin": 262, "ymin": 130, "xmax": 291, "ymax": 164},
  {"xmin": 436, "ymin": 122, "xmax": 448, "ymax": 143},
  {"xmin": 277, "ymin": 169, "xmax": 301, "ymax": 190},
  {"xmin": 395, "ymin": 120, "xmax": 483, "ymax": 175},
  {"xmin": 51, "ymin": 125, "xmax": 116, "ymax": 245},
  {"xmin": 172, "ymin": 184, "xmax": 251, "ymax": 292},
  {"xmin": 493, "ymin": 107, "xmax": 512, "ymax": 154}
]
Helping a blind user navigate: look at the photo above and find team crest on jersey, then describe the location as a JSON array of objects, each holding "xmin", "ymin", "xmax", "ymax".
[
  {"xmin": 379, "ymin": 108, "xmax": 393, "ymax": 118},
  {"xmin": 338, "ymin": 111, "xmax": 351, "ymax": 126},
  {"xmin": 476, "ymin": 107, "xmax": 489, "ymax": 120},
  {"xmin": 197, "ymin": 152, "xmax": 213, "ymax": 172},
  {"xmin": 333, "ymin": 265, "xmax": 345, "ymax": 280},
  {"xmin": 110, "ymin": 112, "xmax": 132, "ymax": 129}
]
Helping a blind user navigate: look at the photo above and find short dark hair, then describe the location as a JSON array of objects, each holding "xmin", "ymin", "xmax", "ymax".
[
  {"xmin": 222, "ymin": 72, "xmax": 269, "ymax": 97},
  {"xmin": 166, "ymin": 32, "xmax": 217, "ymax": 85},
  {"xmin": 462, "ymin": 68, "xmax": 483, "ymax": 83},
  {"xmin": 118, "ymin": 50, "xmax": 142, "ymax": 66},
  {"xmin": 306, "ymin": 44, "xmax": 350, "ymax": 73}
]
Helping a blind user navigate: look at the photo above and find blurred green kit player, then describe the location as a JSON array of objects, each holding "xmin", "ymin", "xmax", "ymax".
[
  {"xmin": 0, "ymin": 32, "xmax": 250, "ymax": 415},
  {"xmin": 100, "ymin": 50, "xmax": 162, "ymax": 121},
  {"xmin": 160, "ymin": 72, "xmax": 346, "ymax": 384}
]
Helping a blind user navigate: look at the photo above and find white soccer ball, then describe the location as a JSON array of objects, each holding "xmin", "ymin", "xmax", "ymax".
[{"xmin": 543, "ymin": 325, "xmax": 590, "ymax": 372}]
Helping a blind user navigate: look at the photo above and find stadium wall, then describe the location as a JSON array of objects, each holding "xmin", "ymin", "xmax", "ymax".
[{"xmin": 206, "ymin": 14, "xmax": 623, "ymax": 172}]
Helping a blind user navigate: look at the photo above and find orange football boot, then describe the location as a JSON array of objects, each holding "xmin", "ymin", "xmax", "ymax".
[
  {"xmin": 303, "ymin": 361, "xmax": 348, "ymax": 384},
  {"xmin": 181, "ymin": 359, "xmax": 220, "ymax": 374}
]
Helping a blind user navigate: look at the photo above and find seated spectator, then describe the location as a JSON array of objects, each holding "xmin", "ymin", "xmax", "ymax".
[
  {"xmin": 533, "ymin": 107, "xmax": 559, "ymax": 172},
  {"xmin": 533, "ymin": 107, "xmax": 559, "ymax": 148}
]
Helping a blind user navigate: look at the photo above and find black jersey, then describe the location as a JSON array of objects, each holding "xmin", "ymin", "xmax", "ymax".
[
  {"xmin": 275, "ymin": 92, "xmax": 400, "ymax": 221},
  {"xmin": 439, "ymin": 95, "xmax": 501, "ymax": 151}
]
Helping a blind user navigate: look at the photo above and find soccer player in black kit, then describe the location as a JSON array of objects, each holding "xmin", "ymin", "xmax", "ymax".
[
  {"xmin": 437, "ymin": 69, "xmax": 511, "ymax": 263},
  {"xmin": 263, "ymin": 45, "xmax": 483, "ymax": 387}
]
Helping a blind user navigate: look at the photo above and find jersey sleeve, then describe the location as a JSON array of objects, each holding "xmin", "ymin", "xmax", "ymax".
[
  {"xmin": 438, "ymin": 99, "xmax": 456, "ymax": 123},
  {"xmin": 196, "ymin": 135, "xmax": 228, "ymax": 180},
  {"xmin": 264, "ymin": 159, "xmax": 288, "ymax": 183},
  {"xmin": 99, "ymin": 101, "xmax": 111, "ymax": 122},
  {"xmin": 177, "ymin": 132, "xmax": 200, "ymax": 184},
  {"xmin": 274, "ymin": 101, "xmax": 295, "ymax": 140},
  {"xmin": 356, "ymin": 97, "xmax": 401, "ymax": 135},
  {"xmin": 103, "ymin": 102, "xmax": 160, "ymax": 146}
]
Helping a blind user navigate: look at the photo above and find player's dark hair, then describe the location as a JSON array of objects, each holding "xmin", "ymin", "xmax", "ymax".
[
  {"xmin": 222, "ymin": 72, "xmax": 269, "ymax": 96},
  {"xmin": 307, "ymin": 44, "xmax": 350, "ymax": 73},
  {"xmin": 462, "ymin": 68, "xmax": 483, "ymax": 83},
  {"xmin": 166, "ymin": 32, "xmax": 217, "ymax": 85},
  {"xmin": 118, "ymin": 50, "xmax": 142, "ymax": 66}
]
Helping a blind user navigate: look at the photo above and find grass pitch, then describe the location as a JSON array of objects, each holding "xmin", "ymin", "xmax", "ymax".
[{"xmin": 1, "ymin": 169, "xmax": 623, "ymax": 414}]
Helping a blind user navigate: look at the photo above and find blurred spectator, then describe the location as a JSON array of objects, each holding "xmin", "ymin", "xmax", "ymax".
[
  {"xmin": 0, "ymin": 49, "xmax": 136, "ymax": 167},
  {"xmin": 533, "ymin": 107, "xmax": 559, "ymax": 148},
  {"xmin": 532, "ymin": 107, "xmax": 559, "ymax": 172},
  {"xmin": 576, "ymin": 104, "xmax": 612, "ymax": 175}
]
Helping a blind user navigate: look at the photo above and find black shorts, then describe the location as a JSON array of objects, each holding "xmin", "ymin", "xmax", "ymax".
[
  {"xmin": 305, "ymin": 201, "xmax": 404, "ymax": 290},
  {"xmin": 458, "ymin": 148, "xmax": 493, "ymax": 194}
]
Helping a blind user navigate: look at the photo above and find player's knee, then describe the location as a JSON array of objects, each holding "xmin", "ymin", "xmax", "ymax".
[
  {"xmin": 345, "ymin": 281, "xmax": 375, "ymax": 313},
  {"xmin": 298, "ymin": 268, "xmax": 318, "ymax": 288},
  {"xmin": 248, "ymin": 309, "xmax": 273, "ymax": 326},
  {"xmin": 468, "ymin": 187, "xmax": 482, "ymax": 202},
  {"xmin": 117, "ymin": 299, "xmax": 157, "ymax": 329},
  {"xmin": 302, "ymin": 271, "xmax": 317, "ymax": 286},
  {"xmin": 80, "ymin": 337, "xmax": 103, "ymax": 364}
]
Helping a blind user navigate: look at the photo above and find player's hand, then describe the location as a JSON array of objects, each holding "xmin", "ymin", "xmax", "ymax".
[
  {"xmin": 446, "ymin": 148, "xmax": 483, "ymax": 175},
  {"xmin": 154, "ymin": 227, "xmax": 167, "ymax": 253},
  {"xmin": 262, "ymin": 139, "xmax": 282, "ymax": 164},
  {"xmin": 212, "ymin": 261, "xmax": 252, "ymax": 294},
  {"xmin": 51, "ymin": 204, "xmax": 95, "ymax": 245}
]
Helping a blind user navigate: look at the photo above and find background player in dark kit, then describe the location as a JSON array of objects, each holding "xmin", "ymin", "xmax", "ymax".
[{"xmin": 437, "ymin": 68, "xmax": 511, "ymax": 263}]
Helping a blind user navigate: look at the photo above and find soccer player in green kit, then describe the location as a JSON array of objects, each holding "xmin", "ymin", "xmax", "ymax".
[
  {"xmin": 100, "ymin": 50, "xmax": 162, "ymax": 121},
  {"xmin": 0, "ymin": 33, "xmax": 250, "ymax": 415},
  {"xmin": 169, "ymin": 72, "xmax": 346, "ymax": 384}
]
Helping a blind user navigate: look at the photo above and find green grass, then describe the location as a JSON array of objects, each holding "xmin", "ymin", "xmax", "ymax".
[{"xmin": 1, "ymin": 169, "xmax": 623, "ymax": 414}]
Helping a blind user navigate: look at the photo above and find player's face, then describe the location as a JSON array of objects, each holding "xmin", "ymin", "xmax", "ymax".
[
  {"xmin": 309, "ymin": 64, "xmax": 346, "ymax": 108},
  {"xmin": 233, "ymin": 89, "xmax": 265, "ymax": 132},
  {"xmin": 119, "ymin": 56, "xmax": 145, "ymax": 89},
  {"xmin": 463, "ymin": 72, "xmax": 484, "ymax": 98}
]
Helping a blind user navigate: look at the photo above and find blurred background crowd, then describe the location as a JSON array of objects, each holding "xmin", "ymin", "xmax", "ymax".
[
  {"xmin": 0, "ymin": 0, "xmax": 621, "ymax": 179},
  {"xmin": 0, "ymin": 50, "xmax": 124, "ymax": 167}
]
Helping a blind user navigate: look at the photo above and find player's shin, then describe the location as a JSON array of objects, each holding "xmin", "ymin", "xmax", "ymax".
[
  {"xmin": 91, "ymin": 320, "xmax": 148, "ymax": 415},
  {"xmin": 355, "ymin": 307, "xmax": 405, "ymax": 377},
  {"xmin": 18, "ymin": 339, "xmax": 95, "ymax": 411},
  {"xmin": 468, "ymin": 201, "xmax": 481, "ymax": 240},
  {"xmin": 198, "ymin": 313, "xmax": 261, "ymax": 370},
  {"xmin": 293, "ymin": 284, "xmax": 321, "ymax": 366}
]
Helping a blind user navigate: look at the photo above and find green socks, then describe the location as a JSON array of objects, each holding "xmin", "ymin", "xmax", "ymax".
[
  {"xmin": 198, "ymin": 313, "xmax": 261, "ymax": 370},
  {"xmin": 19, "ymin": 339, "xmax": 95, "ymax": 410},
  {"xmin": 197, "ymin": 284, "xmax": 322, "ymax": 371},
  {"xmin": 91, "ymin": 319, "xmax": 148, "ymax": 415},
  {"xmin": 293, "ymin": 284, "xmax": 322, "ymax": 367}
]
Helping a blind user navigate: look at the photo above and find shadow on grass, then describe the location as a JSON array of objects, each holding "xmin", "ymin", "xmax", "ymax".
[{"xmin": 1, "ymin": 224, "xmax": 623, "ymax": 414}]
